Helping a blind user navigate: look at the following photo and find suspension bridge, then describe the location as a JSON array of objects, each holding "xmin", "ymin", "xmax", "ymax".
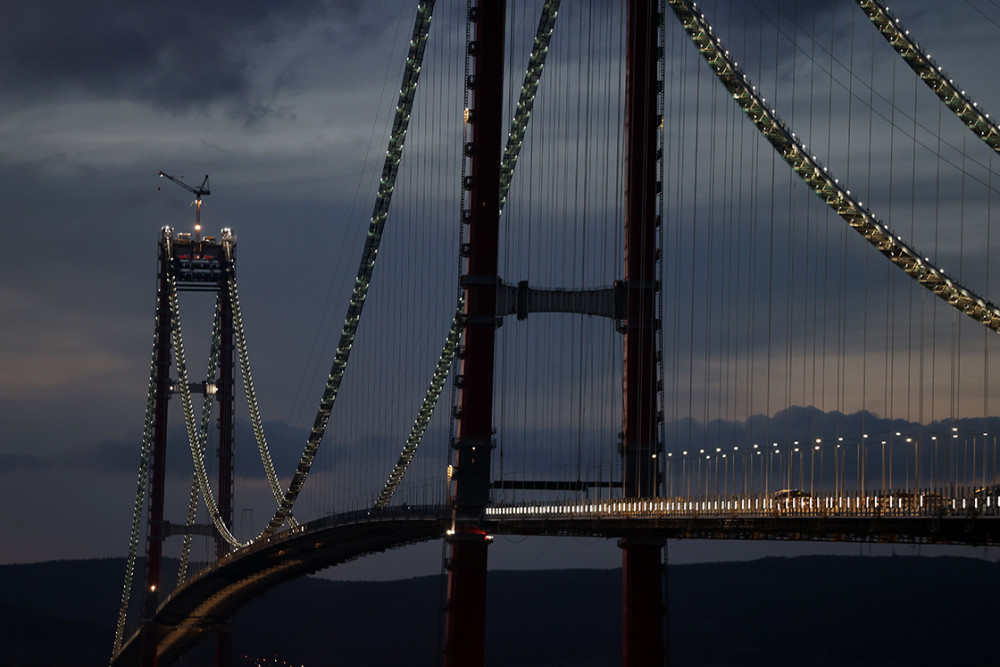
[{"xmin": 111, "ymin": 0, "xmax": 1000, "ymax": 665}]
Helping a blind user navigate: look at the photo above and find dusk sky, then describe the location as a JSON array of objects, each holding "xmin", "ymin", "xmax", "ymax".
[{"xmin": 4, "ymin": 0, "xmax": 1000, "ymax": 581}]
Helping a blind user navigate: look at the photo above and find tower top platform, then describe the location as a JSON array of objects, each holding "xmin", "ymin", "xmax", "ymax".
[{"xmin": 160, "ymin": 226, "xmax": 236, "ymax": 286}]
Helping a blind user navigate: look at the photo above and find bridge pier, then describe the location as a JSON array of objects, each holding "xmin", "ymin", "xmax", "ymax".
[
  {"xmin": 621, "ymin": 539, "xmax": 667, "ymax": 667},
  {"xmin": 443, "ymin": 534, "xmax": 490, "ymax": 664},
  {"xmin": 215, "ymin": 625, "xmax": 232, "ymax": 667}
]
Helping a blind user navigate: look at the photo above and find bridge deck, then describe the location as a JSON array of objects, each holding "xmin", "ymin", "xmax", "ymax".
[
  {"xmin": 113, "ymin": 499, "xmax": 1000, "ymax": 666},
  {"xmin": 112, "ymin": 508, "xmax": 450, "ymax": 667}
]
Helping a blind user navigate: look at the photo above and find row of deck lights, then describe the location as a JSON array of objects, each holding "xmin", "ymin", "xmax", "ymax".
[
  {"xmin": 663, "ymin": 428, "xmax": 988, "ymax": 459},
  {"xmin": 662, "ymin": 427, "xmax": 996, "ymax": 497}
]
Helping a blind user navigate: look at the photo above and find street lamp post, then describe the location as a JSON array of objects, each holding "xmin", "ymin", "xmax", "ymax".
[
  {"xmin": 838, "ymin": 437, "xmax": 845, "ymax": 496},
  {"xmin": 861, "ymin": 433, "xmax": 869, "ymax": 497},
  {"xmin": 931, "ymin": 436, "xmax": 938, "ymax": 493},
  {"xmin": 881, "ymin": 440, "xmax": 887, "ymax": 495}
]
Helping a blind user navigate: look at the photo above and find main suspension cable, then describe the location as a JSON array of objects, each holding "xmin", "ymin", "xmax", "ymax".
[
  {"xmin": 254, "ymin": 0, "xmax": 437, "ymax": 538},
  {"xmin": 177, "ymin": 297, "xmax": 223, "ymax": 585},
  {"xmin": 111, "ymin": 316, "xmax": 162, "ymax": 656},
  {"xmin": 668, "ymin": 0, "xmax": 1000, "ymax": 335},
  {"xmin": 855, "ymin": 0, "xmax": 1000, "ymax": 156},
  {"xmin": 229, "ymin": 275, "xmax": 298, "ymax": 528},
  {"xmin": 168, "ymin": 270, "xmax": 244, "ymax": 547}
]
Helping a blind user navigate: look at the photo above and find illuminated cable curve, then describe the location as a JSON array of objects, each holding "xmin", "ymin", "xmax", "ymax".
[
  {"xmin": 229, "ymin": 274, "xmax": 299, "ymax": 529},
  {"xmin": 667, "ymin": 0, "xmax": 1000, "ymax": 334},
  {"xmin": 111, "ymin": 322, "xmax": 162, "ymax": 655},
  {"xmin": 855, "ymin": 0, "xmax": 1000, "ymax": 156},
  {"xmin": 168, "ymin": 270, "xmax": 244, "ymax": 547},
  {"xmin": 176, "ymin": 298, "xmax": 222, "ymax": 586},
  {"xmin": 254, "ymin": 0, "xmax": 438, "ymax": 539}
]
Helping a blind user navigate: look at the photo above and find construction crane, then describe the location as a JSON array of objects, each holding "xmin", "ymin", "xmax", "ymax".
[{"xmin": 158, "ymin": 171, "xmax": 210, "ymax": 242}]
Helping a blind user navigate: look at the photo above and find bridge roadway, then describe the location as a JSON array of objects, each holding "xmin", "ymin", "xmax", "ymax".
[{"xmin": 113, "ymin": 495, "xmax": 1000, "ymax": 666}]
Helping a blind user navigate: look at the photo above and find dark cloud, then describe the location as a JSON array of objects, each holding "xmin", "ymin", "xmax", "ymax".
[
  {"xmin": 0, "ymin": 451, "xmax": 48, "ymax": 472},
  {"xmin": 0, "ymin": 1, "xmax": 366, "ymax": 119}
]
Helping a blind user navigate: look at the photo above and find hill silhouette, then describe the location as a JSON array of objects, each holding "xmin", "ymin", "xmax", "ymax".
[{"xmin": 1, "ymin": 554, "xmax": 997, "ymax": 666}]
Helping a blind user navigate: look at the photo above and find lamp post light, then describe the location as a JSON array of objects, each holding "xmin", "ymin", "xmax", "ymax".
[
  {"xmin": 930, "ymin": 436, "xmax": 938, "ymax": 493},
  {"xmin": 834, "ymin": 442, "xmax": 841, "ymax": 498},
  {"xmin": 905, "ymin": 436, "xmax": 916, "ymax": 494},
  {"xmin": 891, "ymin": 431, "xmax": 902, "ymax": 490},
  {"xmin": 983, "ymin": 432, "xmax": 986, "ymax": 488},
  {"xmin": 682, "ymin": 451, "xmax": 689, "ymax": 500},
  {"xmin": 811, "ymin": 443, "xmax": 820, "ymax": 497},
  {"xmin": 818, "ymin": 439, "xmax": 824, "ymax": 497},
  {"xmin": 700, "ymin": 450, "xmax": 708, "ymax": 498},
  {"xmin": 880, "ymin": 440, "xmax": 887, "ymax": 495},
  {"xmin": 837, "ymin": 437, "xmax": 845, "ymax": 496},
  {"xmin": 983, "ymin": 432, "xmax": 989, "ymax": 489},
  {"xmin": 768, "ymin": 449, "xmax": 781, "ymax": 496},
  {"xmin": 733, "ymin": 446, "xmax": 742, "ymax": 495},
  {"xmin": 705, "ymin": 454, "xmax": 719, "ymax": 500},
  {"xmin": 714, "ymin": 447, "xmax": 722, "ymax": 498},
  {"xmin": 990, "ymin": 432, "xmax": 996, "ymax": 488},
  {"xmin": 794, "ymin": 445, "xmax": 802, "ymax": 490},
  {"xmin": 666, "ymin": 452, "xmax": 673, "ymax": 498},
  {"xmin": 792, "ymin": 441, "xmax": 800, "ymax": 490},
  {"xmin": 716, "ymin": 454, "xmax": 736, "ymax": 498},
  {"xmin": 952, "ymin": 427, "xmax": 960, "ymax": 497},
  {"xmin": 751, "ymin": 444, "xmax": 759, "ymax": 494},
  {"xmin": 861, "ymin": 434, "xmax": 869, "ymax": 497}
]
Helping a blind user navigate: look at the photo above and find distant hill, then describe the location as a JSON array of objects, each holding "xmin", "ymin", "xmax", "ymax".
[{"xmin": 1, "ymin": 554, "xmax": 997, "ymax": 666}]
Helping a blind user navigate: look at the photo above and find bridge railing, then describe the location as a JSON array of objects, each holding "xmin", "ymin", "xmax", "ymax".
[{"xmin": 484, "ymin": 487, "xmax": 1000, "ymax": 521}]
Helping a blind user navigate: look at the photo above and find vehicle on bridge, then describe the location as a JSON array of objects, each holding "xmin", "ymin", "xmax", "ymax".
[
  {"xmin": 772, "ymin": 489, "xmax": 810, "ymax": 502},
  {"xmin": 771, "ymin": 489, "xmax": 811, "ymax": 514}
]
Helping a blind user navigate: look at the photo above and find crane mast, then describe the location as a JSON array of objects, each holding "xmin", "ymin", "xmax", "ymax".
[{"xmin": 158, "ymin": 171, "xmax": 210, "ymax": 242}]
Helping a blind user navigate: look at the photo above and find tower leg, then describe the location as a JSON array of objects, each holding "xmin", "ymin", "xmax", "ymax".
[
  {"xmin": 443, "ymin": 2, "xmax": 506, "ymax": 666},
  {"xmin": 215, "ymin": 265, "xmax": 236, "ymax": 667},
  {"xmin": 140, "ymin": 237, "xmax": 174, "ymax": 667},
  {"xmin": 621, "ymin": 1, "xmax": 664, "ymax": 665}
]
